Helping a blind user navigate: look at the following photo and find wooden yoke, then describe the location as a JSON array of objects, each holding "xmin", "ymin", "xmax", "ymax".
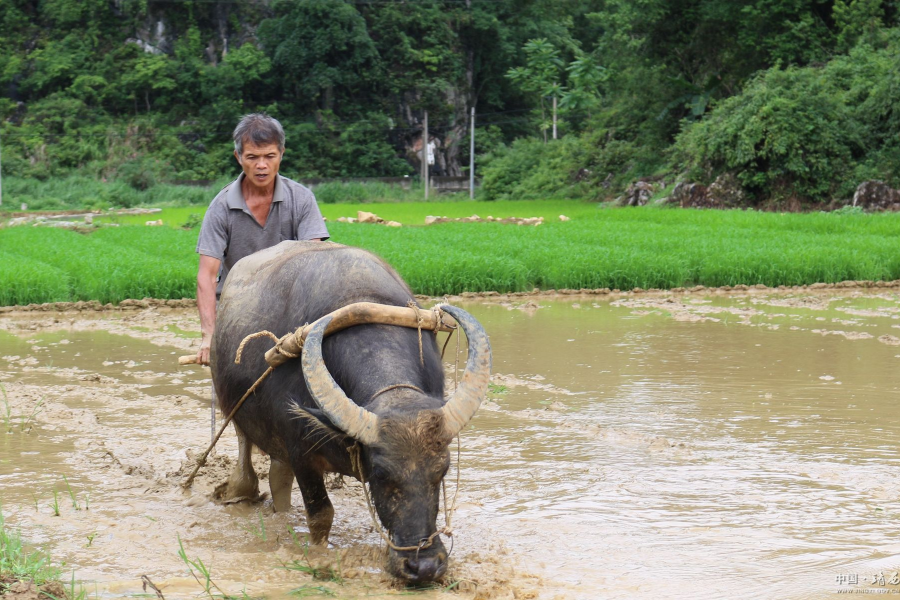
[
  {"xmin": 264, "ymin": 302, "xmax": 457, "ymax": 368},
  {"xmin": 179, "ymin": 303, "xmax": 457, "ymax": 367}
]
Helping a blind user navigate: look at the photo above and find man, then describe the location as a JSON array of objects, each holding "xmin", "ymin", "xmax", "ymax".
[{"xmin": 195, "ymin": 114, "xmax": 329, "ymax": 365}]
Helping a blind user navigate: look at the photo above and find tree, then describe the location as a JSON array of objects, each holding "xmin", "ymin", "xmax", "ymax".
[
  {"xmin": 506, "ymin": 38, "xmax": 565, "ymax": 142},
  {"xmin": 258, "ymin": 0, "xmax": 378, "ymax": 113}
]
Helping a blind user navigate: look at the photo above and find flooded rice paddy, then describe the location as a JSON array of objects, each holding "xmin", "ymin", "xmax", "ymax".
[{"xmin": 1, "ymin": 289, "xmax": 900, "ymax": 599}]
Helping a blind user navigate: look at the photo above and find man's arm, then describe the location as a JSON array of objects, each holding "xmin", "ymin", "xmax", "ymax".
[{"xmin": 196, "ymin": 255, "xmax": 221, "ymax": 365}]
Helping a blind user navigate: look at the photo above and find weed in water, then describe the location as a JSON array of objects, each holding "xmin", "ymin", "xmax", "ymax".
[
  {"xmin": 66, "ymin": 569, "xmax": 88, "ymax": 600},
  {"xmin": 281, "ymin": 527, "xmax": 342, "ymax": 584},
  {"xmin": 0, "ymin": 506, "xmax": 62, "ymax": 587},
  {"xmin": 288, "ymin": 586, "xmax": 335, "ymax": 597},
  {"xmin": 1, "ymin": 384, "xmax": 10, "ymax": 433},
  {"xmin": 49, "ymin": 491, "xmax": 60, "ymax": 517},
  {"xmin": 177, "ymin": 534, "xmax": 230, "ymax": 598},
  {"xmin": 84, "ymin": 533, "xmax": 96, "ymax": 548},
  {"xmin": 0, "ymin": 385, "xmax": 44, "ymax": 434},
  {"xmin": 62, "ymin": 475, "xmax": 80, "ymax": 510},
  {"xmin": 19, "ymin": 396, "xmax": 44, "ymax": 433},
  {"xmin": 244, "ymin": 510, "xmax": 266, "ymax": 542},
  {"xmin": 488, "ymin": 383, "xmax": 508, "ymax": 395}
]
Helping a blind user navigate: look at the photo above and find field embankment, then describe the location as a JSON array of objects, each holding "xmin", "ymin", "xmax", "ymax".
[{"xmin": 1, "ymin": 202, "xmax": 898, "ymax": 306}]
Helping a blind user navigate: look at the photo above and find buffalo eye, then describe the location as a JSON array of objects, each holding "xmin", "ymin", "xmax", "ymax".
[{"xmin": 370, "ymin": 465, "xmax": 389, "ymax": 482}]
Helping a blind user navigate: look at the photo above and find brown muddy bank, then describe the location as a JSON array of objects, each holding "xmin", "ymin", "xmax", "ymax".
[{"xmin": 1, "ymin": 278, "xmax": 898, "ymax": 315}]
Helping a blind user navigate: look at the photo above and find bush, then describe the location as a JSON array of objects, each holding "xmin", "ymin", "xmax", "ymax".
[
  {"xmin": 674, "ymin": 34, "xmax": 900, "ymax": 204},
  {"xmin": 480, "ymin": 136, "xmax": 589, "ymax": 200}
]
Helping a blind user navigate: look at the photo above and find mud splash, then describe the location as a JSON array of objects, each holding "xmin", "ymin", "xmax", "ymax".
[{"xmin": 1, "ymin": 289, "xmax": 900, "ymax": 599}]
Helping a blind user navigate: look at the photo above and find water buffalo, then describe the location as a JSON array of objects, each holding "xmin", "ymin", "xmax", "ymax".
[{"xmin": 210, "ymin": 240, "xmax": 491, "ymax": 582}]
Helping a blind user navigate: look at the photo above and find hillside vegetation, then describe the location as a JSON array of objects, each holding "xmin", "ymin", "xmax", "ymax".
[{"xmin": 1, "ymin": 0, "xmax": 899, "ymax": 206}]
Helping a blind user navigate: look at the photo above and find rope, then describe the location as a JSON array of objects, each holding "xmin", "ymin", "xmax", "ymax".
[
  {"xmin": 407, "ymin": 301, "xmax": 425, "ymax": 366},
  {"xmin": 348, "ymin": 443, "xmax": 454, "ymax": 553},
  {"xmin": 235, "ymin": 330, "xmax": 299, "ymax": 365},
  {"xmin": 182, "ymin": 365, "xmax": 275, "ymax": 488},
  {"xmin": 440, "ymin": 328, "xmax": 454, "ymax": 360}
]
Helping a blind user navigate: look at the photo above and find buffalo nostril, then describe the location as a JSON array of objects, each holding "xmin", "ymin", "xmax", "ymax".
[{"xmin": 403, "ymin": 556, "xmax": 442, "ymax": 582}]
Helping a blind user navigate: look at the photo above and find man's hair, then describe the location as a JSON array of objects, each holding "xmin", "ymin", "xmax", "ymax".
[{"xmin": 233, "ymin": 113, "xmax": 285, "ymax": 155}]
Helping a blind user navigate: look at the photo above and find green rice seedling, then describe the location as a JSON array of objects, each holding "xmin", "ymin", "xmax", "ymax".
[
  {"xmin": 49, "ymin": 491, "xmax": 60, "ymax": 517},
  {"xmin": 4, "ymin": 203, "xmax": 900, "ymax": 305},
  {"xmin": 84, "ymin": 533, "xmax": 96, "ymax": 548},
  {"xmin": 62, "ymin": 475, "xmax": 80, "ymax": 510}
]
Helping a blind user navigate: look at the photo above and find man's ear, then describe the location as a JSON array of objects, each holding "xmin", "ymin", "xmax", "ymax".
[{"xmin": 234, "ymin": 150, "xmax": 241, "ymax": 164}]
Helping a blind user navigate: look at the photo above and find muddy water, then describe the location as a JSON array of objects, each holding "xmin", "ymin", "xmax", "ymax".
[{"xmin": 1, "ymin": 291, "xmax": 900, "ymax": 599}]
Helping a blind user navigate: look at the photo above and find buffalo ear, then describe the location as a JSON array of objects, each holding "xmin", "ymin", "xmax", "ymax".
[{"xmin": 290, "ymin": 403, "xmax": 352, "ymax": 444}]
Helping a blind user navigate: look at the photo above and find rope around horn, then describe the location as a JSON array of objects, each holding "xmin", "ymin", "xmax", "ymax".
[{"xmin": 348, "ymin": 442, "xmax": 457, "ymax": 553}]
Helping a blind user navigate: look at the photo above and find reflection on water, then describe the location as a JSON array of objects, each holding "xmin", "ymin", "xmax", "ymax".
[
  {"xmin": 1, "ymin": 290, "xmax": 899, "ymax": 599},
  {"xmin": 454, "ymin": 291, "xmax": 900, "ymax": 599}
]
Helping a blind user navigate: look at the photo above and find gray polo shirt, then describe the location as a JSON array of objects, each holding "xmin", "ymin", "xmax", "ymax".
[{"xmin": 196, "ymin": 173, "xmax": 330, "ymax": 295}]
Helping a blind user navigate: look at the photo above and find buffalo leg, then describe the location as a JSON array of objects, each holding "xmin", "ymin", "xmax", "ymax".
[
  {"xmin": 269, "ymin": 458, "xmax": 294, "ymax": 512},
  {"xmin": 215, "ymin": 422, "xmax": 259, "ymax": 501},
  {"xmin": 295, "ymin": 468, "xmax": 334, "ymax": 545}
]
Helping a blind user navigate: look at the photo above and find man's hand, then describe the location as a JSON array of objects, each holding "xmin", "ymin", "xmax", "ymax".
[
  {"xmin": 197, "ymin": 332, "xmax": 213, "ymax": 366},
  {"xmin": 197, "ymin": 255, "xmax": 221, "ymax": 366}
]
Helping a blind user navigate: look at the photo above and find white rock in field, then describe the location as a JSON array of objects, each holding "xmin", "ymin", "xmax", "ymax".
[
  {"xmin": 424, "ymin": 215, "xmax": 440, "ymax": 225},
  {"xmin": 84, "ymin": 215, "xmax": 93, "ymax": 225},
  {"xmin": 145, "ymin": 220, "xmax": 163, "ymax": 226},
  {"xmin": 337, "ymin": 216, "xmax": 349, "ymax": 223},
  {"xmin": 385, "ymin": 221, "xmax": 402, "ymax": 228},
  {"xmin": 357, "ymin": 211, "xmax": 380, "ymax": 224},
  {"xmin": 559, "ymin": 214, "xmax": 570, "ymax": 221}
]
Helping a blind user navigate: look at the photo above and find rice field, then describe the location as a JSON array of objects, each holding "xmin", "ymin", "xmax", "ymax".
[{"xmin": 1, "ymin": 203, "xmax": 898, "ymax": 305}]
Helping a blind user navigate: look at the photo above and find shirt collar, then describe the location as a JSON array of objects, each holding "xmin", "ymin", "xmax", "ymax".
[{"xmin": 226, "ymin": 173, "xmax": 285, "ymax": 210}]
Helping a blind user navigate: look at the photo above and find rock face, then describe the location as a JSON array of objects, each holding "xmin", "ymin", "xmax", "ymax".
[
  {"xmin": 672, "ymin": 182, "xmax": 709, "ymax": 208},
  {"xmin": 622, "ymin": 181, "xmax": 655, "ymax": 206},
  {"xmin": 674, "ymin": 174, "xmax": 746, "ymax": 209},
  {"xmin": 853, "ymin": 181, "xmax": 900, "ymax": 211}
]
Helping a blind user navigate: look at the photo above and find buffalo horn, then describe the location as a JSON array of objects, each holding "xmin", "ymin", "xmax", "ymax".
[
  {"xmin": 438, "ymin": 304, "xmax": 492, "ymax": 437},
  {"xmin": 301, "ymin": 316, "xmax": 380, "ymax": 445}
]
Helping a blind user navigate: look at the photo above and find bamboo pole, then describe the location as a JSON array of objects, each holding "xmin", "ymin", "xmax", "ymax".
[
  {"xmin": 423, "ymin": 110, "xmax": 429, "ymax": 200},
  {"xmin": 469, "ymin": 106, "xmax": 475, "ymax": 200}
]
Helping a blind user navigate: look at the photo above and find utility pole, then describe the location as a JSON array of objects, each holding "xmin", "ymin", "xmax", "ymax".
[
  {"xmin": 0, "ymin": 130, "xmax": 4, "ymax": 207},
  {"xmin": 423, "ymin": 110, "xmax": 429, "ymax": 200},
  {"xmin": 469, "ymin": 106, "xmax": 475, "ymax": 200},
  {"xmin": 552, "ymin": 96, "xmax": 558, "ymax": 140}
]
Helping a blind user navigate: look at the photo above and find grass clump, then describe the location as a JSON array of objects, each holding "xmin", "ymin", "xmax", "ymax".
[{"xmin": 0, "ymin": 508, "xmax": 62, "ymax": 593}]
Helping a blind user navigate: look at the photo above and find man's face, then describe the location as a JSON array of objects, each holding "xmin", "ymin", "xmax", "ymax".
[{"xmin": 235, "ymin": 141, "xmax": 283, "ymax": 191}]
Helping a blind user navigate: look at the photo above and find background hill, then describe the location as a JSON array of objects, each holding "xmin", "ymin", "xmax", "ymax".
[{"xmin": 1, "ymin": 0, "xmax": 899, "ymax": 206}]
